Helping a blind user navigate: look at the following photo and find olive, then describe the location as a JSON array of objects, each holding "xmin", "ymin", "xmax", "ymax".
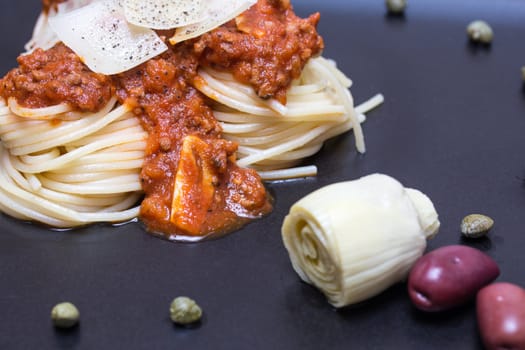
[
  {"xmin": 408, "ymin": 245, "xmax": 499, "ymax": 312},
  {"xmin": 477, "ymin": 283, "xmax": 525, "ymax": 350}
]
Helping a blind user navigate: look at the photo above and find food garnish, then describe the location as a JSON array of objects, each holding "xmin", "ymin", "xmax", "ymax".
[
  {"xmin": 281, "ymin": 173, "xmax": 439, "ymax": 307},
  {"xmin": 169, "ymin": 0, "xmax": 257, "ymax": 44},
  {"xmin": 460, "ymin": 214, "xmax": 494, "ymax": 238},
  {"xmin": 43, "ymin": 0, "xmax": 259, "ymax": 75},
  {"xmin": 48, "ymin": 0, "xmax": 168, "ymax": 75},
  {"xmin": 467, "ymin": 20, "xmax": 494, "ymax": 44},
  {"xmin": 51, "ymin": 302, "xmax": 80, "ymax": 328},
  {"xmin": 122, "ymin": 0, "xmax": 205, "ymax": 30},
  {"xmin": 385, "ymin": 0, "xmax": 407, "ymax": 15},
  {"xmin": 169, "ymin": 296, "xmax": 203, "ymax": 325}
]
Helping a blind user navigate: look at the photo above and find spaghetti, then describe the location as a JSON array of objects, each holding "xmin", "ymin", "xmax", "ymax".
[
  {"xmin": 196, "ymin": 56, "xmax": 383, "ymax": 179},
  {"xmin": 0, "ymin": 0, "xmax": 382, "ymax": 239},
  {"xmin": 0, "ymin": 98, "xmax": 145, "ymax": 227}
]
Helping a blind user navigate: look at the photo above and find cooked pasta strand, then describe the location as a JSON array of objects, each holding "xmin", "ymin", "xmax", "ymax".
[
  {"xmin": 196, "ymin": 56, "xmax": 381, "ymax": 177},
  {"xmin": 0, "ymin": 97, "xmax": 144, "ymax": 227}
]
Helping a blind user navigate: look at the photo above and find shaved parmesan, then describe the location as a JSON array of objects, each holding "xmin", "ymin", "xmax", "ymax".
[
  {"xmin": 24, "ymin": 0, "xmax": 94, "ymax": 52},
  {"xmin": 24, "ymin": 12, "xmax": 59, "ymax": 52},
  {"xmin": 55, "ymin": 0, "xmax": 95, "ymax": 13},
  {"xmin": 169, "ymin": 0, "xmax": 257, "ymax": 44},
  {"xmin": 48, "ymin": 0, "xmax": 168, "ymax": 75},
  {"xmin": 123, "ymin": 0, "xmax": 206, "ymax": 30}
]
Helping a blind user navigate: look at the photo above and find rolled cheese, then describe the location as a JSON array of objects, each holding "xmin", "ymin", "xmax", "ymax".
[{"xmin": 281, "ymin": 173, "xmax": 439, "ymax": 307}]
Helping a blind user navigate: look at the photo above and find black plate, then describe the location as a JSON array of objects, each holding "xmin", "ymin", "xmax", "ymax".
[{"xmin": 1, "ymin": 1, "xmax": 525, "ymax": 349}]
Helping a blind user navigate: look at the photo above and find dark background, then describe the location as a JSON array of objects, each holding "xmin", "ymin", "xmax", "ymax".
[{"xmin": 1, "ymin": 0, "xmax": 525, "ymax": 349}]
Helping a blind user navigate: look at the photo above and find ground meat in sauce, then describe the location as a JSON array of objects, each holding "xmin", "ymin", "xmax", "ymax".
[
  {"xmin": 0, "ymin": 43, "xmax": 114, "ymax": 112},
  {"xmin": 194, "ymin": 0, "xmax": 324, "ymax": 104},
  {"xmin": 116, "ymin": 45, "xmax": 272, "ymax": 238},
  {"xmin": 0, "ymin": 0, "xmax": 323, "ymax": 239}
]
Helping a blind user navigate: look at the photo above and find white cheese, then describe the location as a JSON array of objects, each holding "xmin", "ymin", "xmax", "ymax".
[{"xmin": 48, "ymin": 0, "xmax": 168, "ymax": 75}]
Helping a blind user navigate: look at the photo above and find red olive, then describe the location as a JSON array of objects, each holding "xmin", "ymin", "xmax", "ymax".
[
  {"xmin": 408, "ymin": 245, "xmax": 499, "ymax": 312},
  {"xmin": 477, "ymin": 283, "xmax": 525, "ymax": 350}
]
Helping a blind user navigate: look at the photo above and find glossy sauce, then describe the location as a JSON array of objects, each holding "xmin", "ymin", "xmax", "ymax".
[
  {"xmin": 0, "ymin": 43, "xmax": 113, "ymax": 112},
  {"xmin": 195, "ymin": 0, "xmax": 323, "ymax": 104}
]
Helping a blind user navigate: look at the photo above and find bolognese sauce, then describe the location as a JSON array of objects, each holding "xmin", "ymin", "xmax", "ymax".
[
  {"xmin": 195, "ymin": 0, "xmax": 323, "ymax": 104},
  {"xmin": 0, "ymin": 43, "xmax": 114, "ymax": 112},
  {"xmin": 0, "ymin": 0, "xmax": 324, "ymax": 240},
  {"xmin": 116, "ymin": 46, "xmax": 273, "ymax": 238}
]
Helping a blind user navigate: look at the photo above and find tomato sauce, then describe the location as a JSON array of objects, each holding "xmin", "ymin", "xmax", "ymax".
[
  {"xmin": 195, "ymin": 0, "xmax": 323, "ymax": 104},
  {"xmin": 116, "ymin": 45, "xmax": 273, "ymax": 239},
  {"xmin": 0, "ymin": 0, "xmax": 323, "ymax": 240},
  {"xmin": 0, "ymin": 43, "xmax": 114, "ymax": 112}
]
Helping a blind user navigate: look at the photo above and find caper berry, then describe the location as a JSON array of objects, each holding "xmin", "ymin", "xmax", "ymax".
[
  {"xmin": 467, "ymin": 20, "xmax": 494, "ymax": 44},
  {"xmin": 385, "ymin": 0, "xmax": 407, "ymax": 14},
  {"xmin": 169, "ymin": 296, "xmax": 202, "ymax": 325},
  {"xmin": 51, "ymin": 302, "xmax": 80, "ymax": 328},
  {"xmin": 461, "ymin": 214, "xmax": 494, "ymax": 238}
]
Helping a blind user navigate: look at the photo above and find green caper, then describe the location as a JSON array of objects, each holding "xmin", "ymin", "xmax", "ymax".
[
  {"xmin": 467, "ymin": 20, "xmax": 494, "ymax": 44},
  {"xmin": 51, "ymin": 302, "xmax": 80, "ymax": 328},
  {"xmin": 169, "ymin": 296, "xmax": 202, "ymax": 325},
  {"xmin": 385, "ymin": 0, "xmax": 407, "ymax": 14},
  {"xmin": 461, "ymin": 214, "xmax": 494, "ymax": 238}
]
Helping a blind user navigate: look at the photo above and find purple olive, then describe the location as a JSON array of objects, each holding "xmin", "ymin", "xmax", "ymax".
[
  {"xmin": 477, "ymin": 283, "xmax": 525, "ymax": 350},
  {"xmin": 408, "ymin": 245, "xmax": 499, "ymax": 312}
]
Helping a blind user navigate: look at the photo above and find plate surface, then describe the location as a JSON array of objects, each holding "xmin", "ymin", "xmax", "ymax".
[{"xmin": 1, "ymin": 1, "xmax": 525, "ymax": 349}]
